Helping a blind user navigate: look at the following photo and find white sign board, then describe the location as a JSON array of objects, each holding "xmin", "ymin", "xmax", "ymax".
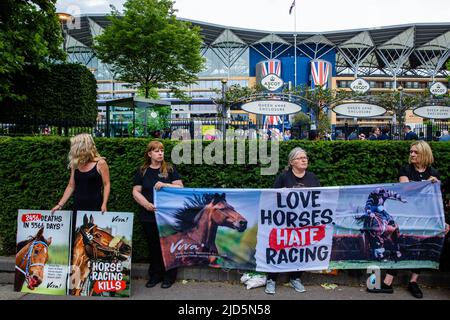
[
  {"xmin": 333, "ymin": 103, "xmax": 386, "ymax": 118},
  {"xmin": 429, "ymin": 82, "xmax": 448, "ymax": 96},
  {"xmin": 261, "ymin": 74, "xmax": 284, "ymax": 92},
  {"xmin": 350, "ymin": 78, "xmax": 370, "ymax": 94},
  {"xmin": 241, "ymin": 100, "xmax": 301, "ymax": 115},
  {"xmin": 413, "ymin": 105, "xmax": 450, "ymax": 119}
]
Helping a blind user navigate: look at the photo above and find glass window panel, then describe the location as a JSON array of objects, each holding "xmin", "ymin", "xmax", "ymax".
[{"xmin": 198, "ymin": 48, "xmax": 249, "ymax": 77}]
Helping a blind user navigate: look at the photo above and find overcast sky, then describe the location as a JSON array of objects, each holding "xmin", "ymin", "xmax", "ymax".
[{"xmin": 56, "ymin": 0, "xmax": 450, "ymax": 32}]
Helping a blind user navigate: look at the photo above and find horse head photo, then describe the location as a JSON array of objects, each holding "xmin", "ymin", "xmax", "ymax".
[
  {"xmin": 15, "ymin": 227, "xmax": 52, "ymax": 291},
  {"xmin": 70, "ymin": 214, "xmax": 132, "ymax": 296},
  {"xmin": 160, "ymin": 192, "xmax": 248, "ymax": 269}
]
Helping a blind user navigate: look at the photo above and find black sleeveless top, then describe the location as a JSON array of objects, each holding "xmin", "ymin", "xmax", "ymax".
[{"xmin": 73, "ymin": 162, "xmax": 103, "ymax": 211}]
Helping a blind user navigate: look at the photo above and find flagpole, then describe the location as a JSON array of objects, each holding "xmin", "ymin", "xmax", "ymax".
[{"xmin": 294, "ymin": 1, "xmax": 297, "ymax": 88}]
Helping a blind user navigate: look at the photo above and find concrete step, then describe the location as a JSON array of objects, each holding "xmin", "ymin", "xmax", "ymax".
[{"xmin": 2, "ymin": 256, "xmax": 449, "ymax": 287}]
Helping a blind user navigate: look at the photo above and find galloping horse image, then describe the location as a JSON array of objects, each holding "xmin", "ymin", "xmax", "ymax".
[
  {"xmin": 160, "ymin": 193, "xmax": 247, "ymax": 270},
  {"xmin": 355, "ymin": 188, "xmax": 407, "ymax": 261},
  {"xmin": 70, "ymin": 214, "xmax": 132, "ymax": 296},
  {"xmin": 15, "ymin": 227, "xmax": 52, "ymax": 291}
]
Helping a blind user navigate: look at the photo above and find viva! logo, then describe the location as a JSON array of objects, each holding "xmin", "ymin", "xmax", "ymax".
[
  {"xmin": 269, "ymin": 226, "xmax": 326, "ymax": 250},
  {"xmin": 93, "ymin": 280, "xmax": 127, "ymax": 294}
]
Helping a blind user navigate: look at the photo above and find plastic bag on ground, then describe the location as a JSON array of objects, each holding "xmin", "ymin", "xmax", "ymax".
[{"xmin": 240, "ymin": 272, "xmax": 267, "ymax": 290}]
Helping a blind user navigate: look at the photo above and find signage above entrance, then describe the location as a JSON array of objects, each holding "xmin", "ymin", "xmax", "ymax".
[
  {"xmin": 241, "ymin": 100, "xmax": 301, "ymax": 115},
  {"xmin": 413, "ymin": 105, "xmax": 450, "ymax": 119},
  {"xmin": 333, "ymin": 103, "xmax": 386, "ymax": 118},
  {"xmin": 350, "ymin": 78, "xmax": 370, "ymax": 94},
  {"xmin": 256, "ymin": 59, "xmax": 284, "ymax": 92},
  {"xmin": 261, "ymin": 74, "xmax": 284, "ymax": 91},
  {"xmin": 429, "ymin": 82, "xmax": 448, "ymax": 96}
]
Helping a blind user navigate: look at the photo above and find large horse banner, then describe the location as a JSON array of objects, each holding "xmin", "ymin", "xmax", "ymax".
[
  {"xmin": 331, "ymin": 181, "xmax": 445, "ymax": 270},
  {"xmin": 15, "ymin": 210, "xmax": 72, "ymax": 295},
  {"xmin": 155, "ymin": 181, "xmax": 446, "ymax": 272},
  {"xmin": 15, "ymin": 210, "xmax": 133, "ymax": 297}
]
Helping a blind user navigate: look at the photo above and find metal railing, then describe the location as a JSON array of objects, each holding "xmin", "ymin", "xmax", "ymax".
[{"xmin": 1, "ymin": 117, "xmax": 449, "ymax": 141}]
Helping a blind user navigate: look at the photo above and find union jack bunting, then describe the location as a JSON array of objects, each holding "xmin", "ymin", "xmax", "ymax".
[
  {"xmin": 261, "ymin": 59, "xmax": 282, "ymax": 77},
  {"xmin": 311, "ymin": 60, "xmax": 331, "ymax": 89},
  {"xmin": 263, "ymin": 115, "xmax": 283, "ymax": 127}
]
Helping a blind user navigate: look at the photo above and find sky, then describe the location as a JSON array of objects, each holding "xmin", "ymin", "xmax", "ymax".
[{"xmin": 56, "ymin": 0, "xmax": 450, "ymax": 32}]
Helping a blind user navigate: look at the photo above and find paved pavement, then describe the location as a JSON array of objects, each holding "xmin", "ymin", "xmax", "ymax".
[
  {"xmin": 1, "ymin": 279, "xmax": 449, "ymax": 300},
  {"xmin": 1, "ymin": 279, "xmax": 448, "ymax": 319}
]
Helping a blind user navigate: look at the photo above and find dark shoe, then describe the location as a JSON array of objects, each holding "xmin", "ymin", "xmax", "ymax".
[
  {"xmin": 367, "ymin": 282, "xmax": 394, "ymax": 294},
  {"xmin": 145, "ymin": 276, "xmax": 162, "ymax": 288},
  {"xmin": 161, "ymin": 280, "xmax": 174, "ymax": 289},
  {"xmin": 408, "ymin": 282, "xmax": 423, "ymax": 299}
]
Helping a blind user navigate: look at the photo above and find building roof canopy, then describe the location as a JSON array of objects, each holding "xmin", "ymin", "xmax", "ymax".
[{"xmin": 64, "ymin": 15, "xmax": 450, "ymax": 74}]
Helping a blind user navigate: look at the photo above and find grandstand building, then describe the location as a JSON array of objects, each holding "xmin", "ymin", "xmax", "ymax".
[{"xmin": 61, "ymin": 14, "xmax": 450, "ymax": 133}]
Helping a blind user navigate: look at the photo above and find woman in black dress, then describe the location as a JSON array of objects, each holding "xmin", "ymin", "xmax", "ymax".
[
  {"xmin": 132, "ymin": 140, "xmax": 183, "ymax": 289},
  {"xmin": 52, "ymin": 133, "xmax": 110, "ymax": 214}
]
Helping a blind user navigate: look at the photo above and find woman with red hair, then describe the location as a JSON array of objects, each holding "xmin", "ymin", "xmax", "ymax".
[{"xmin": 132, "ymin": 141, "xmax": 183, "ymax": 289}]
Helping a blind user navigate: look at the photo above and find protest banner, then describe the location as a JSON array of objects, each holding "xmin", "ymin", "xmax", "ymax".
[
  {"xmin": 15, "ymin": 210, "xmax": 133, "ymax": 297},
  {"xmin": 256, "ymin": 187, "xmax": 338, "ymax": 272},
  {"xmin": 15, "ymin": 210, "xmax": 71, "ymax": 295},
  {"xmin": 155, "ymin": 181, "xmax": 446, "ymax": 272},
  {"xmin": 69, "ymin": 211, "xmax": 133, "ymax": 297},
  {"xmin": 331, "ymin": 181, "xmax": 445, "ymax": 269}
]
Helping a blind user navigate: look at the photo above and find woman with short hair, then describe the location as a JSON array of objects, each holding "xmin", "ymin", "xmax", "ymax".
[{"xmin": 264, "ymin": 147, "xmax": 320, "ymax": 295}]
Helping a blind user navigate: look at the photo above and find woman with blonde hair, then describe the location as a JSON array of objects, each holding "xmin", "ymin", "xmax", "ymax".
[
  {"xmin": 132, "ymin": 140, "xmax": 183, "ymax": 289},
  {"xmin": 368, "ymin": 140, "xmax": 449, "ymax": 298},
  {"xmin": 52, "ymin": 133, "xmax": 110, "ymax": 214}
]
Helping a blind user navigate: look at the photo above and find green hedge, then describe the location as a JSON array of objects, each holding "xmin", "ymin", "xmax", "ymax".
[
  {"xmin": 0, "ymin": 63, "xmax": 98, "ymax": 125},
  {"xmin": 1, "ymin": 137, "xmax": 449, "ymax": 261}
]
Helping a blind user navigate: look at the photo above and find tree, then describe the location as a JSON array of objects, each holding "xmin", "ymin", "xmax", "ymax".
[
  {"xmin": 0, "ymin": 0, "xmax": 65, "ymax": 101},
  {"xmin": 136, "ymin": 86, "xmax": 160, "ymax": 100},
  {"xmin": 447, "ymin": 60, "xmax": 450, "ymax": 84},
  {"xmin": 291, "ymin": 112, "xmax": 311, "ymax": 137},
  {"xmin": 376, "ymin": 90, "xmax": 426, "ymax": 139},
  {"xmin": 128, "ymin": 106, "xmax": 171, "ymax": 137},
  {"xmin": 94, "ymin": 0, "xmax": 205, "ymax": 99},
  {"xmin": 213, "ymin": 84, "xmax": 265, "ymax": 112},
  {"xmin": 287, "ymin": 84, "xmax": 351, "ymax": 135},
  {"xmin": 0, "ymin": 64, "xmax": 98, "ymax": 134}
]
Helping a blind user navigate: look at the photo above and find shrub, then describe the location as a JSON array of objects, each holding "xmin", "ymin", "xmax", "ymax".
[
  {"xmin": 0, "ymin": 63, "xmax": 97, "ymax": 126},
  {"xmin": 0, "ymin": 137, "xmax": 448, "ymax": 261}
]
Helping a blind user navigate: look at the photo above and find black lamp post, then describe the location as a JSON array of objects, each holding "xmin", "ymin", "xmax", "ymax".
[
  {"xmin": 56, "ymin": 12, "xmax": 73, "ymax": 53},
  {"xmin": 221, "ymin": 79, "xmax": 228, "ymax": 140},
  {"xmin": 397, "ymin": 85, "xmax": 403, "ymax": 140}
]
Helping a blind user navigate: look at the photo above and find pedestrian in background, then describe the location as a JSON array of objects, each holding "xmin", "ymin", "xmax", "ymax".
[
  {"xmin": 368, "ymin": 127, "xmax": 380, "ymax": 140},
  {"xmin": 378, "ymin": 126, "xmax": 391, "ymax": 140},
  {"xmin": 403, "ymin": 125, "xmax": 418, "ymax": 140}
]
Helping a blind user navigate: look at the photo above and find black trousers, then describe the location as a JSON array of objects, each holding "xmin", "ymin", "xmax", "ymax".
[
  {"xmin": 267, "ymin": 271, "xmax": 303, "ymax": 281},
  {"xmin": 141, "ymin": 220, "xmax": 177, "ymax": 282}
]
